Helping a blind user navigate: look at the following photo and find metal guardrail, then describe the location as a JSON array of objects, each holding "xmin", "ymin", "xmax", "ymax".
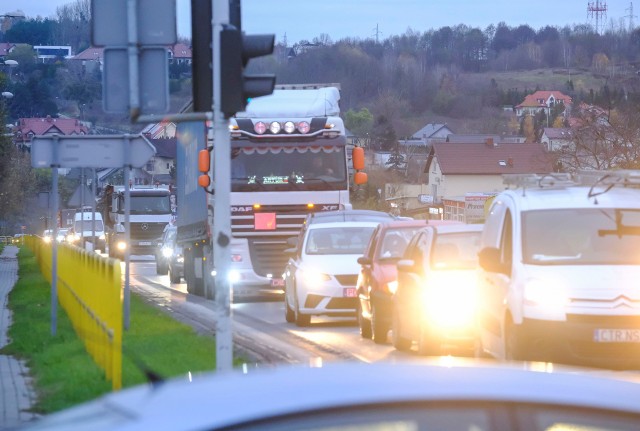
[{"xmin": 24, "ymin": 235, "xmax": 123, "ymax": 390}]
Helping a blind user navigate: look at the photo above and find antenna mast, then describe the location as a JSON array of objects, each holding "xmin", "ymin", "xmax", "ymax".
[{"xmin": 588, "ymin": 0, "xmax": 608, "ymax": 34}]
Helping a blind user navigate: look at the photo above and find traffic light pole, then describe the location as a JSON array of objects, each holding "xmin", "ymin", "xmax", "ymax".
[{"xmin": 211, "ymin": 0, "xmax": 233, "ymax": 372}]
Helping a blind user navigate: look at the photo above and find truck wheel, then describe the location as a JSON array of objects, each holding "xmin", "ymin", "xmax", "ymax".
[{"xmin": 169, "ymin": 267, "xmax": 181, "ymax": 284}]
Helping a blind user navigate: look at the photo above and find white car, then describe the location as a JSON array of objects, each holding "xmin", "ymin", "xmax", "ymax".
[
  {"xmin": 20, "ymin": 360, "xmax": 640, "ymax": 431},
  {"xmin": 284, "ymin": 221, "xmax": 380, "ymax": 326}
]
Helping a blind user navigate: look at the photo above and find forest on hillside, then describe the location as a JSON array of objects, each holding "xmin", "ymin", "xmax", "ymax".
[{"xmin": 2, "ymin": 0, "xmax": 640, "ymax": 145}]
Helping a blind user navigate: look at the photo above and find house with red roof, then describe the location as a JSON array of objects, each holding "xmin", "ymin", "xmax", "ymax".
[
  {"xmin": 13, "ymin": 116, "xmax": 89, "ymax": 150},
  {"xmin": 515, "ymin": 90, "xmax": 572, "ymax": 118},
  {"xmin": 425, "ymin": 140, "xmax": 552, "ymax": 203},
  {"xmin": 0, "ymin": 42, "xmax": 17, "ymax": 60}
]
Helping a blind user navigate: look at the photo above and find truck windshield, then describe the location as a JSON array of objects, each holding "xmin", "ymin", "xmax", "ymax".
[
  {"xmin": 522, "ymin": 209, "xmax": 640, "ymax": 265},
  {"xmin": 129, "ymin": 196, "xmax": 172, "ymax": 215},
  {"xmin": 75, "ymin": 220, "xmax": 104, "ymax": 231},
  {"xmin": 231, "ymin": 145, "xmax": 347, "ymax": 191}
]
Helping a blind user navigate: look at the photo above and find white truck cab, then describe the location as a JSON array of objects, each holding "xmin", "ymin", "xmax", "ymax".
[{"xmin": 476, "ymin": 171, "xmax": 640, "ymax": 368}]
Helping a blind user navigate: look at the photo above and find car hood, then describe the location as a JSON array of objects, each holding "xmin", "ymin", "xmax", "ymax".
[
  {"xmin": 300, "ymin": 254, "xmax": 362, "ymax": 275},
  {"xmin": 524, "ymin": 264, "xmax": 640, "ymax": 302}
]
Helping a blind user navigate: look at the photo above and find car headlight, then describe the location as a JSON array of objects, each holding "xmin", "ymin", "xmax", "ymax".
[
  {"xmin": 386, "ymin": 280, "xmax": 398, "ymax": 295},
  {"xmin": 116, "ymin": 241, "xmax": 127, "ymax": 251},
  {"xmin": 299, "ymin": 268, "xmax": 331, "ymax": 287},
  {"xmin": 43, "ymin": 236, "xmax": 52, "ymax": 243},
  {"xmin": 524, "ymin": 279, "xmax": 568, "ymax": 307},
  {"xmin": 176, "ymin": 256, "xmax": 184, "ymax": 263},
  {"xmin": 162, "ymin": 247, "xmax": 174, "ymax": 258},
  {"xmin": 422, "ymin": 271, "xmax": 477, "ymax": 328}
]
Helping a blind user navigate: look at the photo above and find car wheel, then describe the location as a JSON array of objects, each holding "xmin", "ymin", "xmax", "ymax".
[
  {"xmin": 357, "ymin": 300, "xmax": 372, "ymax": 339},
  {"xmin": 371, "ymin": 302, "xmax": 388, "ymax": 344},
  {"xmin": 417, "ymin": 325, "xmax": 440, "ymax": 356},
  {"xmin": 391, "ymin": 305, "xmax": 411, "ymax": 351},
  {"xmin": 294, "ymin": 288, "xmax": 311, "ymax": 327},
  {"xmin": 284, "ymin": 291, "xmax": 295, "ymax": 323},
  {"xmin": 169, "ymin": 267, "xmax": 181, "ymax": 284},
  {"xmin": 505, "ymin": 318, "xmax": 527, "ymax": 361}
]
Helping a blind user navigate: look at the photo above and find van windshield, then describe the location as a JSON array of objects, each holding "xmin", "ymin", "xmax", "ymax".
[
  {"xmin": 75, "ymin": 220, "xmax": 105, "ymax": 231},
  {"xmin": 522, "ymin": 209, "xmax": 640, "ymax": 265}
]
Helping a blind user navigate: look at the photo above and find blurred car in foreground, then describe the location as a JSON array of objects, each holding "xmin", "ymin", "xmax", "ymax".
[
  {"xmin": 356, "ymin": 219, "xmax": 430, "ymax": 343},
  {"xmin": 393, "ymin": 224, "xmax": 484, "ymax": 355},
  {"xmin": 42, "ymin": 229, "xmax": 53, "ymax": 243},
  {"xmin": 21, "ymin": 360, "xmax": 640, "ymax": 430},
  {"xmin": 284, "ymin": 220, "xmax": 380, "ymax": 326}
]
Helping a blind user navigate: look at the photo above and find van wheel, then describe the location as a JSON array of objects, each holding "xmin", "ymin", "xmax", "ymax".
[{"xmin": 505, "ymin": 319, "xmax": 527, "ymax": 361}]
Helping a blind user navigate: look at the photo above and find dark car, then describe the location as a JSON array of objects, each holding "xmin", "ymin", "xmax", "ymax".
[
  {"xmin": 356, "ymin": 219, "xmax": 428, "ymax": 343},
  {"xmin": 155, "ymin": 225, "xmax": 184, "ymax": 284},
  {"xmin": 392, "ymin": 224, "xmax": 483, "ymax": 356}
]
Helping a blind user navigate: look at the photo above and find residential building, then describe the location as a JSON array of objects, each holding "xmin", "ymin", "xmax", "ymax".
[
  {"xmin": 70, "ymin": 46, "xmax": 104, "ymax": 72},
  {"xmin": 13, "ymin": 116, "xmax": 89, "ymax": 150},
  {"xmin": 33, "ymin": 45, "xmax": 73, "ymax": 63},
  {"xmin": 168, "ymin": 43, "xmax": 192, "ymax": 65},
  {"xmin": 144, "ymin": 138, "xmax": 176, "ymax": 185},
  {"xmin": 541, "ymin": 128, "xmax": 574, "ymax": 152},
  {"xmin": 446, "ymin": 134, "xmax": 526, "ymax": 144},
  {"xmin": 515, "ymin": 90, "xmax": 572, "ymax": 118},
  {"xmin": 0, "ymin": 42, "xmax": 16, "ymax": 60}
]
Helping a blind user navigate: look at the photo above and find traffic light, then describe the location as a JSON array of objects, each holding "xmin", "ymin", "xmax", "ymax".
[
  {"xmin": 191, "ymin": 0, "xmax": 213, "ymax": 112},
  {"xmin": 220, "ymin": 26, "xmax": 275, "ymax": 118}
]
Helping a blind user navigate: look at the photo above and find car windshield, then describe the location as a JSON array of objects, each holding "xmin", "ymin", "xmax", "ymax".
[
  {"xmin": 305, "ymin": 226, "xmax": 376, "ymax": 255},
  {"xmin": 523, "ymin": 209, "xmax": 640, "ymax": 265},
  {"xmin": 431, "ymin": 231, "xmax": 482, "ymax": 270},
  {"xmin": 378, "ymin": 227, "xmax": 422, "ymax": 259}
]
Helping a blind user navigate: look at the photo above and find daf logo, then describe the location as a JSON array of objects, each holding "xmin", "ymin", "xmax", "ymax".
[
  {"xmin": 322, "ymin": 205, "xmax": 339, "ymax": 211},
  {"xmin": 231, "ymin": 206, "xmax": 254, "ymax": 213},
  {"xmin": 141, "ymin": 223, "xmax": 149, "ymax": 231}
]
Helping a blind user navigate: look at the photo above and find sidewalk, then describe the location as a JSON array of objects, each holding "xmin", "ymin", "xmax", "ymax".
[{"xmin": 0, "ymin": 245, "xmax": 39, "ymax": 429}]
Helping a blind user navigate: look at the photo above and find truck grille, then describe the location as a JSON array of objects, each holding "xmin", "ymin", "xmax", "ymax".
[
  {"xmin": 130, "ymin": 222, "xmax": 167, "ymax": 240},
  {"xmin": 247, "ymin": 238, "xmax": 290, "ymax": 277}
]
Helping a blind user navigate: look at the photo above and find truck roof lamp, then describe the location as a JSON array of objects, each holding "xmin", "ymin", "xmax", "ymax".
[
  {"xmin": 254, "ymin": 121, "xmax": 267, "ymax": 134},
  {"xmin": 297, "ymin": 121, "xmax": 310, "ymax": 134}
]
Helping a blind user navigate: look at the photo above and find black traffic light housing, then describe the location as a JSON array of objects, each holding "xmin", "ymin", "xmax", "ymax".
[
  {"xmin": 220, "ymin": 26, "xmax": 275, "ymax": 118},
  {"xmin": 191, "ymin": 0, "xmax": 213, "ymax": 113}
]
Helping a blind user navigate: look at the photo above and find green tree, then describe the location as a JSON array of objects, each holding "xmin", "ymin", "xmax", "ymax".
[{"xmin": 344, "ymin": 107, "xmax": 373, "ymax": 136}]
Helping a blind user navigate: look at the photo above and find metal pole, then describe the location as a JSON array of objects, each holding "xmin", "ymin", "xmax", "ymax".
[
  {"xmin": 51, "ymin": 136, "xmax": 60, "ymax": 335},
  {"xmin": 91, "ymin": 168, "xmax": 97, "ymax": 251},
  {"xmin": 126, "ymin": 0, "xmax": 141, "ymax": 121},
  {"xmin": 212, "ymin": 0, "xmax": 233, "ymax": 372},
  {"xmin": 124, "ymin": 136, "xmax": 131, "ymax": 330}
]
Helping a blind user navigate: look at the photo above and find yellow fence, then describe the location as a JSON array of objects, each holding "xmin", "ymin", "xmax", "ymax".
[{"xmin": 25, "ymin": 236, "xmax": 123, "ymax": 390}]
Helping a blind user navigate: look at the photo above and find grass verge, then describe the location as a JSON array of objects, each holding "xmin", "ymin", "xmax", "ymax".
[{"xmin": 1, "ymin": 247, "xmax": 242, "ymax": 414}]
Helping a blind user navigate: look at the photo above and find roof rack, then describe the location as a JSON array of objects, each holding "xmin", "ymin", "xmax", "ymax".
[
  {"xmin": 576, "ymin": 170, "xmax": 640, "ymax": 188},
  {"xmin": 502, "ymin": 173, "xmax": 575, "ymax": 189}
]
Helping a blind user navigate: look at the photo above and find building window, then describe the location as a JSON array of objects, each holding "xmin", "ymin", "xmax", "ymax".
[
  {"xmin": 166, "ymin": 162, "xmax": 170, "ymax": 169},
  {"xmin": 145, "ymin": 161, "xmax": 154, "ymax": 171}
]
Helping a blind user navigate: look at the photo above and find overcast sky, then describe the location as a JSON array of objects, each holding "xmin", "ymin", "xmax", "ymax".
[{"xmin": 10, "ymin": 0, "xmax": 632, "ymax": 44}]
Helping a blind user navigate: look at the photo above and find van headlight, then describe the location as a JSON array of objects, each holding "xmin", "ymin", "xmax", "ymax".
[
  {"xmin": 162, "ymin": 247, "xmax": 174, "ymax": 258},
  {"xmin": 524, "ymin": 279, "xmax": 568, "ymax": 307}
]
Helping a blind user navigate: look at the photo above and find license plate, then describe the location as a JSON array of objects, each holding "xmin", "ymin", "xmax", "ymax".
[
  {"xmin": 270, "ymin": 278, "xmax": 285, "ymax": 287},
  {"xmin": 594, "ymin": 329, "xmax": 640, "ymax": 343},
  {"xmin": 139, "ymin": 241, "xmax": 152, "ymax": 246},
  {"xmin": 343, "ymin": 288, "xmax": 356, "ymax": 298}
]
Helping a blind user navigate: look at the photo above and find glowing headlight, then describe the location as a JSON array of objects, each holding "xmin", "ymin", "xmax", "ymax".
[
  {"xmin": 300, "ymin": 268, "xmax": 331, "ymax": 287},
  {"xmin": 254, "ymin": 121, "xmax": 266, "ymax": 134},
  {"xmin": 422, "ymin": 272, "xmax": 477, "ymax": 328},
  {"xmin": 116, "ymin": 241, "xmax": 127, "ymax": 251},
  {"xmin": 283, "ymin": 121, "xmax": 296, "ymax": 134},
  {"xmin": 269, "ymin": 121, "xmax": 281, "ymax": 134},
  {"xmin": 66, "ymin": 234, "xmax": 76, "ymax": 242},
  {"xmin": 228, "ymin": 270, "xmax": 241, "ymax": 283},
  {"xmin": 177, "ymin": 256, "xmax": 184, "ymax": 263},
  {"xmin": 162, "ymin": 247, "xmax": 174, "ymax": 258},
  {"xmin": 43, "ymin": 236, "xmax": 52, "ymax": 243},
  {"xmin": 297, "ymin": 121, "xmax": 310, "ymax": 134},
  {"xmin": 99, "ymin": 234, "xmax": 106, "ymax": 240},
  {"xmin": 524, "ymin": 279, "xmax": 568, "ymax": 307},
  {"xmin": 386, "ymin": 280, "xmax": 398, "ymax": 295}
]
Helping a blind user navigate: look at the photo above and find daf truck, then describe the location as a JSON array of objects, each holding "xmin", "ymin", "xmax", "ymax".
[{"xmin": 175, "ymin": 84, "xmax": 366, "ymax": 297}]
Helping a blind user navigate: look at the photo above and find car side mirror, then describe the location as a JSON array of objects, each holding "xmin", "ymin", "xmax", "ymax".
[
  {"xmin": 397, "ymin": 259, "xmax": 416, "ymax": 273},
  {"xmin": 357, "ymin": 256, "xmax": 371, "ymax": 266},
  {"xmin": 478, "ymin": 247, "xmax": 505, "ymax": 273}
]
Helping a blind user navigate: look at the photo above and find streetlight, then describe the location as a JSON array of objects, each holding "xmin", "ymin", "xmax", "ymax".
[
  {"xmin": 1, "ymin": 91, "xmax": 13, "ymax": 99},
  {"xmin": 2, "ymin": 59, "xmax": 18, "ymax": 80}
]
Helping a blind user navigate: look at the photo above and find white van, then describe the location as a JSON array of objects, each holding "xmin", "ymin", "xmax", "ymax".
[
  {"xmin": 72, "ymin": 209, "xmax": 106, "ymax": 251},
  {"xmin": 476, "ymin": 171, "xmax": 640, "ymax": 368}
]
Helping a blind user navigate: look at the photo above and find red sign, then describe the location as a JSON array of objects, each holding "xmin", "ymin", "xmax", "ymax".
[{"xmin": 254, "ymin": 212, "xmax": 276, "ymax": 230}]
